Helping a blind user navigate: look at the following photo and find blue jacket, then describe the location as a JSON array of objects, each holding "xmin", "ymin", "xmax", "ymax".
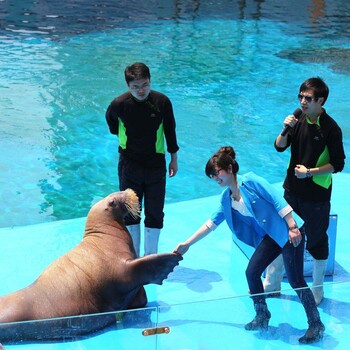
[{"xmin": 208, "ymin": 172, "xmax": 296, "ymax": 248}]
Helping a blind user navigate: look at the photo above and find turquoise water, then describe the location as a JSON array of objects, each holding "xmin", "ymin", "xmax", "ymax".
[
  {"xmin": 1, "ymin": 0, "xmax": 349, "ymax": 227},
  {"xmin": 1, "ymin": 3, "xmax": 350, "ymax": 348}
]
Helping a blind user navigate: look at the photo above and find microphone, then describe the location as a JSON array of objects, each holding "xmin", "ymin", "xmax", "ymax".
[{"xmin": 280, "ymin": 108, "xmax": 302, "ymax": 136}]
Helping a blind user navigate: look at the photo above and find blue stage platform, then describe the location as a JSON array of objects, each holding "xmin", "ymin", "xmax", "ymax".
[{"xmin": 0, "ymin": 174, "xmax": 349, "ymax": 349}]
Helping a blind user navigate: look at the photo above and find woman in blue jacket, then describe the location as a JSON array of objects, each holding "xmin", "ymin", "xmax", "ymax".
[{"xmin": 174, "ymin": 146, "xmax": 324, "ymax": 344}]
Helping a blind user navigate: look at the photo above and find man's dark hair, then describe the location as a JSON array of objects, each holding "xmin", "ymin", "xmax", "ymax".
[
  {"xmin": 299, "ymin": 77, "xmax": 329, "ymax": 105},
  {"xmin": 124, "ymin": 62, "xmax": 151, "ymax": 84}
]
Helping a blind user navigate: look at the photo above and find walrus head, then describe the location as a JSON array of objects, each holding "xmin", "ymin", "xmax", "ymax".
[
  {"xmin": 86, "ymin": 189, "xmax": 140, "ymax": 229},
  {"xmin": 107, "ymin": 188, "xmax": 140, "ymax": 220}
]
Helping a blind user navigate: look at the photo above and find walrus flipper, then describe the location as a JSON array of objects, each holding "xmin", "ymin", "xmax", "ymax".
[{"xmin": 134, "ymin": 253, "xmax": 182, "ymax": 285}]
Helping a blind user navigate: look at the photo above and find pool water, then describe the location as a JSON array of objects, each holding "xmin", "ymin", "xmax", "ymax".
[{"xmin": 0, "ymin": 0, "xmax": 349, "ymax": 228}]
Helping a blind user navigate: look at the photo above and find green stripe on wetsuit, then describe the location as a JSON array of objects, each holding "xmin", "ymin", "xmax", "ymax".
[
  {"xmin": 306, "ymin": 116, "xmax": 331, "ymax": 189},
  {"xmin": 313, "ymin": 146, "xmax": 331, "ymax": 189},
  {"xmin": 118, "ymin": 119, "xmax": 165, "ymax": 154}
]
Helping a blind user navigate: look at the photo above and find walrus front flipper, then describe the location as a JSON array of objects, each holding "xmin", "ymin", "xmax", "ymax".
[{"xmin": 133, "ymin": 253, "xmax": 182, "ymax": 286}]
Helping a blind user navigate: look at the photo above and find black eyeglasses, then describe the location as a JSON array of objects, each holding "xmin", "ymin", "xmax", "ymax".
[
  {"xmin": 209, "ymin": 168, "xmax": 223, "ymax": 178},
  {"xmin": 298, "ymin": 94, "xmax": 318, "ymax": 103}
]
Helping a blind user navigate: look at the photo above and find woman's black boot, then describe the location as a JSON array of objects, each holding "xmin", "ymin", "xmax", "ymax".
[
  {"xmin": 245, "ymin": 303, "xmax": 271, "ymax": 331},
  {"xmin": 299, "ymin": 320, "xmax": 325, "ymax": 344}
]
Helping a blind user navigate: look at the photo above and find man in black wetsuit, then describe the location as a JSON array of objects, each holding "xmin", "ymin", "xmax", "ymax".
[
  {"xmin": 106, "ymin": 62, "xmax": 179, "ymax": 256},
  {"xmin": 266, "ymin": 77, "xmax": 345, "ymax": 306}
]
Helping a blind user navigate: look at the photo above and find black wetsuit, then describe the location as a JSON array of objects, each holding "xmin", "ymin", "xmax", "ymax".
[
  {"xmin": 275, "ymin": 109, "xmax": 345, "ymax": 259},
  {"xmin": 106, "ymin": 90, "xmax": 179, "ymax": 228}
]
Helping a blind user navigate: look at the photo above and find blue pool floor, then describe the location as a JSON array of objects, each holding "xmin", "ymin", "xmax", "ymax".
[{"xmin": 1, "ymin": 173, "xmax": 350, "ymax": 349}]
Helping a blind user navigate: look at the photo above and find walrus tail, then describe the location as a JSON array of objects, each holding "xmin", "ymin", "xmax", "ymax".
[{"xmin": 124, "ymin": 189, "xmax": 141, "ymax": 219}]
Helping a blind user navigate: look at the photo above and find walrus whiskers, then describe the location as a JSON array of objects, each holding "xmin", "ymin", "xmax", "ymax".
[{"xmin": 124, "ymin": 188, "xmax": 141, "ymax": 219}]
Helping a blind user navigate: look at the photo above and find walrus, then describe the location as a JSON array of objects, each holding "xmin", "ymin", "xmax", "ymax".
[{"xmin": 0, "ymin": 189, "xmax": 182, "ymax": 344}]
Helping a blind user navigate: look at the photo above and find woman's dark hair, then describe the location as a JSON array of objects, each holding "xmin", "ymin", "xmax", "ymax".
[
  {"xmin": 124, "ymin": 62, "xmax": 151, "ymax": 84},
  {"xmin": 205, "ymin": 146, "xmax": 239, "ymax": 178},
  {"xmin": 299, "ymin": 77, "xmax": 329, "ymax": 105}
]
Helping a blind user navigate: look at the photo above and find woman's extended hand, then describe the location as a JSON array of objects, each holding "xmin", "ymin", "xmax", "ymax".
[{"xmin": 173, "ymin": 243, "xmax": 189, "ymax": 256}]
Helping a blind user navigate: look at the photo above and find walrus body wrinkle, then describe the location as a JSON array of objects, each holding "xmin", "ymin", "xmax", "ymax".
[{"xmin": 0, "ymin": 190, "xmax": 182, "ymax": 343}]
